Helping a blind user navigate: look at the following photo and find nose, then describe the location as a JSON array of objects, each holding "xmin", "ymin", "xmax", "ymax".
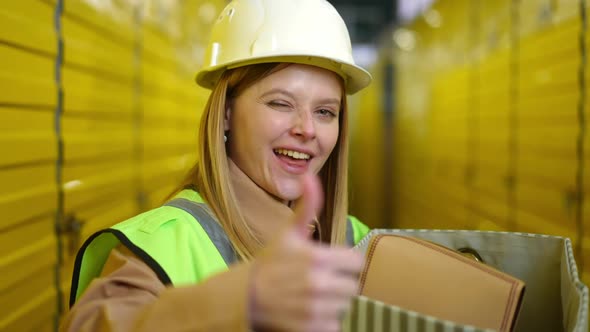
[{"xmin": 290, "ymin": 109, "xmax": 316, "ymax": 140}]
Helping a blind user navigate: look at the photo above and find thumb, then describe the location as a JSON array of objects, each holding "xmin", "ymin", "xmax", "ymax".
[{"xmin": 291, "ymin": 173, "xmax": 324, "ymax": 239}]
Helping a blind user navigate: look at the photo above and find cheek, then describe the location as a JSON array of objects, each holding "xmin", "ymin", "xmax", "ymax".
[{"xmin": 318, "ymin": 124, "xmax": 340, "ymax": 159}]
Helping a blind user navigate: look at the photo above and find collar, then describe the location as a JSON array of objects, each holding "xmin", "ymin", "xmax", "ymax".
[{"xmin": 228, "ymin": 158, "xmax": 295, "ymax": 244}]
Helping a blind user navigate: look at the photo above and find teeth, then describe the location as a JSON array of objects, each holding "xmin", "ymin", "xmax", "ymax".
[{"xmin": 274, "ymin": 149, "xmax": 310, "ymax": 160}]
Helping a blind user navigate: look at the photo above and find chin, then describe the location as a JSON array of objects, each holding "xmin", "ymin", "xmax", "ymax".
[{"xmin": 274, "ymin": 181, "xmax": 303, "ymax": 201}]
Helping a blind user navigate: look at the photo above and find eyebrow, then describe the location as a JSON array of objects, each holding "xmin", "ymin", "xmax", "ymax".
[{"xmin": 260, "ymin": 88, "xmax": 341, "ymax": 106}]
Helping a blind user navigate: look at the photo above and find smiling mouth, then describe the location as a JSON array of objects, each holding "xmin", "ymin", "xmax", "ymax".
[{"xmin": 273, "ymin": 148, "xmax": 311, "ymax": 161}]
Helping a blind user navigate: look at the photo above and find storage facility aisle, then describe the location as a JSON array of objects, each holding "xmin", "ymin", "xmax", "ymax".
[{"xmin": 348, "ymin": 0, "xmax": 590, "ymax": 286}]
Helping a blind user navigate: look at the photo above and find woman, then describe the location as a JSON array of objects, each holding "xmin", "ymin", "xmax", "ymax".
[{"xmin": 62, "ymin": 0, "xmax": 372, "ymax": 331}]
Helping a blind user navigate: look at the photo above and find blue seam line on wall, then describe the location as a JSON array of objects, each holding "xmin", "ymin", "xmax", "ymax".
[
  {"xmin": 577, "ymin": 0, "xmax": 587, "ymax": 270},
  {"xmin": 53, "ymin": 0, "xmax": 65, "ymax": 329}
]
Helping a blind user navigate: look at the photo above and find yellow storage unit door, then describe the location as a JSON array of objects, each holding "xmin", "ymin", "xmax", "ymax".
[
  {"xmin": 58, "ymin": 0, "xmax": 141, "ymax": 313},
  {"xmin": 0, "ymin": 0, "xmax": 59, "ymax": 330},
  {"xmin": 515, "ymin": 16, "xmax": 580, "ymax": 240}
]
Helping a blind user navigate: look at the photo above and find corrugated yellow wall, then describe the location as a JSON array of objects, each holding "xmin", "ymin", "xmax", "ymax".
[
  {"xmin": 349, "ymin": 59, "xmax": 386, "ymax": 229},
  {"xmin": 357, "ymin": 0, "xmax": 590, "ymax": 284},
  {"xmin": 0, "ymin": 0, "xmax": 225, "ymax": 330}
]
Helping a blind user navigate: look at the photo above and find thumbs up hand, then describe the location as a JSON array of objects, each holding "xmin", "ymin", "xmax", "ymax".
[{"xmin": 249, "ymin": 174, "xmax": 364, "ymax": 332}]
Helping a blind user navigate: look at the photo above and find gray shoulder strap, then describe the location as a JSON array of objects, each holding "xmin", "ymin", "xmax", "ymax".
[
  {"xmin": 166, "ymin": 198, "xmax": 355, "ymax": 259},
  {"xmin": 164, "ymin": 198, "xmax": 237, "ymax": 265},
  {"xmin": 346, "ymin": 218, "xmax": 354, "ymax": 246}
]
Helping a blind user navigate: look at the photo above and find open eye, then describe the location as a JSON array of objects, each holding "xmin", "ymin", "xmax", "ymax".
[{"xmin": 316, "ymin": 108, "xmax": 337, "ymax": 118}]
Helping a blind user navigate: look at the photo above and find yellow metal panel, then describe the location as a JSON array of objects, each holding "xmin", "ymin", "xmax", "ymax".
[
  {"xmin": 518, "ymin": 154, "xmax": 577, "ymax": 188},
  {"xmin": 478, "ymin": 50, "xmax": 510, "ymax": 76},
  {"xmin": 0, "ymin": 43, "xmax": 54, "ymax": 82},
  {"xmin": 349, "ymin": 62, "xmax": 385, "ymax": 228},
  {"xmin": 0, "ymin": 1, "xmax": 55, "ymax": 54},
  {"xmin": 0, "ymin": 163, "xmax": 55, "ymax": 197},
  {"xmin": 393, "ymin": 192, "xmax": 441, "ymax": 229},
  {"xmin": 0, "ymin": 108, "xmax": 55, "ymax": 167},
  {"xmin": 516, "ymin": 181, "xmax": 577, "ymax": 234},
  {"xmin": 520, "ymin": 18, "xmax": 579, "ymax": 62},
  {"xmin": 142, "ymin": 63, "xmax": 183, "ymax": 94},
  {"xmin": 0, "ymin": 216, "xmax": 55, "ymax": 332},
  {"xmin": 62, "ymin": 16, "xmax": 134, "ymax": 81},
  {"xmin": 63, "ymin": 159, "xmax": 134, "ymax": 183},
  {"xmin": 471, "ymin": 193, "xmax": 509, "ymax": 230},
  {"xmin": 62, "ymin": 67, "xmax": 135, "ymax": 114},
  {"xmin": 0, "ymin": 71, "xmax": 56, "ymax": 106},
  {"xmin": 142, "ymin": 148, "xmax": 195, "ymax": 164},
  {"xmin": 516, "ymin": 207, "xmax": 576, "ymax": 239},
  {"xmin": 141, "ymin": 94, "xmax": 186, "ymax": 122},
  {"xmin": 141, "ymin": 156, "xmax": 190, "ymax": 189},
  {"xmin": 586, "ymin": 132, "xmax": 590, "ymax": 189},
  {"xmin": 0, "ymin": 164, "xmax": 56, "ymax": 230},
  {"xmin": 62, "ymin": 116, "xmax": 134, "ymax": 161},
  {"xmin": 142, "ymin": 25, "xmax": 177, "ymax": 68},
  {"xmin": 433, "ymin": 177, "xmax": 470, "ymax": 205},
  {"xmin": 141, "ymin": 114, "xmax": 181, "ymax": 128},
  {"xmin": 519, "ymin": 0, "xmax": 554, "ymax": 38},
  {"xmin": 63, "ymin": 161, "xmax": 135, "ymax": 213},
  {"xmin": 0, "ymin": 1, "xmax": 54, "ymax": 26},
  {"xmin": 519, "ymin": 60, "xmax": 579, "ymax": 96},
  {"xmin": 586, "ymin": 200, "xmax": 589, "ymax": 290},
  {"xmin": 477, "ymin": 86, "xmax": 510, "ymax": 106},
  {"xmin": 0, "ymin": 216, "xmax": 53, "ymax": 261},
  {"xmin": 478, "ymin": 118, "xmax": 510, "ymax": 144},
  {"xmin": 478, "ymin": 0, "xmax": 512, "ymax": 55},
  {"xmin": 62, "ymin": 0, "xmax": 135, "ymax": 43},
  {"xmin": 2, "ymin": 238, "xmax": 55, "ymax": 330},
  {"xmin": 554, "ymin": 0, "xmax": 579, "ymax": 23},
  {"xmin": 0, "ymin": 267, "xmax": 53, "ymax": 320},
  {"xmin": 0, "ymin": 44, "xmax": 56, "ymax": 106},
  {"xmin": 423, "ymin": 179, "xmax": 470, "ymax": 229},
  {"xmin": 476, "ymin": 156, "xmax": 509, "ymax": 182},
  {"xmin": 477, "ymin": 135, "xmax": 509, "ymax": 157},
  {"xmin": 0, "ymin": 288, "xmax": 55, "ymax": 332},
  {"xmin": 471, "ymin": 215, "xmax": 508, "ymax": 232},
  {"xmin": 473, "ymin": 166, "xmax": 509, "ymax": 199},
  {"xmin": 475, "ymin": 42, "xmax": 511, "ymax": 218},
  {"xmin": 518, "ymin": 126, "xmax": 578, "ymax": 158},
  {"xmin": 0, "ymin": 235, "xmax": 55, "ymax": 292},
  {"xmin": 142, "ymin": 185, "xmax": 176, "ymax": 210},
  {"xmin": 518, "ymin": 92, "xmax": 578, "ymax": 118},
  {"xmin": 141, "ymin": 128, "xmax": 194, "ymax": 150},
  {"xmin": 32, "ymin": 318, "xmax": 56, "ymax": 332}
]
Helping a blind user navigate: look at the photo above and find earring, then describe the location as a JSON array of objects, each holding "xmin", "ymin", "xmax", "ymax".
[{"xmin": 224, "ymin": 134, "xmax": 228, "ymax": 143}]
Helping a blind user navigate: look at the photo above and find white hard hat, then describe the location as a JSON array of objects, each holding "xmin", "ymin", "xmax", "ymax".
[{"xmin": 196, "ymin": 0, "xmax": 372, "ymax": 95}]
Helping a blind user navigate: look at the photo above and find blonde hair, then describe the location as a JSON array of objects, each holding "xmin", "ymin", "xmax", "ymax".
[{"xmin": 173, "ymin": 63, "xmax": 350, "ymax": 260}]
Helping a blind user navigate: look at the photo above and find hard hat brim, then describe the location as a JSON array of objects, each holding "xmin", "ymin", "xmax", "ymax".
[{"xmin": 196, "ymin": 54, "xmax": 372, "ymax": 95}]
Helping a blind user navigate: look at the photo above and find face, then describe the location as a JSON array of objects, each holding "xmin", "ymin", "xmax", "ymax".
[{"xmin": 225, "ymin": 64, "xmax": 343, "ymax": 201}]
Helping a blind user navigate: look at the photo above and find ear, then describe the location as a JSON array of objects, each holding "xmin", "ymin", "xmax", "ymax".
[{"xmin": 224, "ymin": 106, "xmax": 231, "ymax": 131}]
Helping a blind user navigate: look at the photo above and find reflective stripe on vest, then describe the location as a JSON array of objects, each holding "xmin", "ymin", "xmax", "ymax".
[
  {"xmin": 163, "ymin": 198, "xmax": 238, "ymax": 265},
  {"xmin": 164, "ymin": 197, "xmax": 356, "ymax": 260}
]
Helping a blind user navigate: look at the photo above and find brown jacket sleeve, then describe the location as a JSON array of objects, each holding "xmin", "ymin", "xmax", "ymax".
[{"xmin": 60, "ymin": 245, "xmax": 252, "ymax": 332}]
